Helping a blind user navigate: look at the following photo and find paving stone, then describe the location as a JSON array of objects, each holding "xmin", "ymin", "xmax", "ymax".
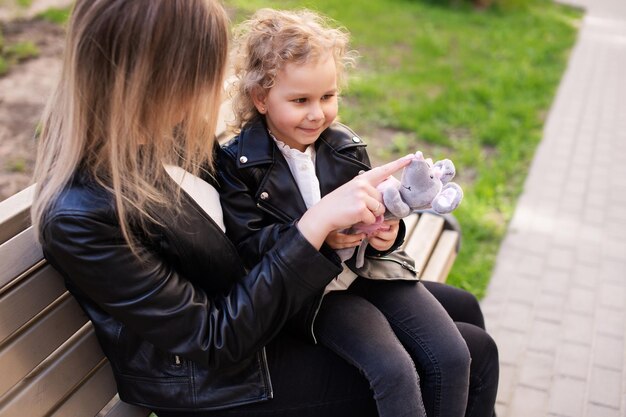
[
  {"xmin": 578, "ymin": 224, "xmax": 603, "ymax": 245},
  {"xmin": 500, "ymin": 301, "xmax": 535, "ymax": 335},
  {"xmin": 583, "ymin": 205, "xmax": 607, "ymax": 225},
  {"xmin": 594, "ymin": 307, "xmax": 626, "ymax": 339},
  {"xmin": 541, "ymin": 269, "xmax": 571, "ymax": 295},
  {"xmin": 588, "ymin": 367, "xmax": 622, "ymax": 409},
  {"xmin": 497, "ymin": 363, "xmax": 518, "ymax": 406},
  {"xmin": 547, "ymin": 375, "xmax": 586, "ymax": 417},
  {"xmin": 599, "ymin": 260, "xmax": 626, "ymax": 282},
  {"xmin": 553, "ymin": 226, "xmax": 580, "ymax": 249},
  {"xmin": 607, "ymin": 206, "xmax": 626, "ymax": 222},
  {"xmin": 605, "ymin": 240, "xmax": 626, "ymax": 262},
  {"xmin": 518, "ymin": 350, "xmax": 555, "ymax": 390},
  {"xmin": 507, "ymin": 386, "xmax": 549, "ymax": 417},
  {"xmin": 592, "ymin": 334, "xmax": 624, "ymax": 371},
  {"xmin": 585, "ymin": 404, "xmax": 621, "ymax": 417},
  {"xmin": 566, "ymin": 287, "xmax": 596, "ymax": 315},
  {"xmin": 508, "ymin": 277, "xmax": 541, "ymax": 305},
  {"xmin": 495, "ymin": 328, "xmax": 528, "ymax": 366},
  {"xmin": 534, "ymin": 293, "xmax": 565, "ymax": 324},
  {"xmin": 597, "ymin": 283, "xmax": 626, "ymax": 309},
  {"xmin": 517, "ymin": 253, "xmax": 548, "ymax": 278},
  {"xmin": 529, "ymin": 320, "xmax": 561, "ymax": 354},
  {"xmin": 562, "ymin": 312, "xmax": 594, "ymax": 346},
  {"xmin": 555, "ymin": 343, "xmax": 591, "ymax": 380},
  {"xmin": 571, "ymin": 264, "xmax": 599, "ymax": 289}
]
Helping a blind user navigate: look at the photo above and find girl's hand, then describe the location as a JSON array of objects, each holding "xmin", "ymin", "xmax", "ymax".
[
  {"xmin": 325, "ymin": 230, "xmax": 366, "ymax": 250},
  {"xmin": 367, "ymin": 219, "xmax": 400, "ymax": 252},
  {"xmin": 298, "ymin": 155, "xmax": 412, "ymax": 249}
]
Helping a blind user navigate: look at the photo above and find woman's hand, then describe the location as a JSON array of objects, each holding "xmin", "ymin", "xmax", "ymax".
[
  {"xmin": 298, "ymin": 155, "xmax": 412, "ymax": 249},
  {"xmin": 367, "ymin": 219, "xmax": 400, "ymax": 252}
]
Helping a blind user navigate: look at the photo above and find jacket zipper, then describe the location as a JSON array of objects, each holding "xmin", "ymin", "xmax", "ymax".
[
  {"xmin": 308, "ymin": 294, "xmax": 325, "ymax": 344},
  {"xmin": 260, "ymin": 347, "xmax": 274, "ymax": 398},
  {"xmin": 368, "ymin": 255, "xmax": 418, "ymax": 274},
  {"xmin": 256, "ymin": 202, "xmax": 293, "ymax": 223}
]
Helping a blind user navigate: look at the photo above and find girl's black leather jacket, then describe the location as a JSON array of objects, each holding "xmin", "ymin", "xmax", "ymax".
[
  {"xmin": 217, "ymin": 119, "xmax": 413, "ymax": 342},
  {"xmin": 40, "ymin": 173, "xmax": 342, "ymax": 411}
]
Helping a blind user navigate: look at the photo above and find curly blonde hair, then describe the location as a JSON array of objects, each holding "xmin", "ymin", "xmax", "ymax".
[{"xmin": 229, "ymin": 8, "xmax": 357, "ymax": 131}]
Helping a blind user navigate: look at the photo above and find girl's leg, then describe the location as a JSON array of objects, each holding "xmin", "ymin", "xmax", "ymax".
[
  {"xmin": 153, "ymin": 331, "xmax": 378, "ymax": 417},
  {"xmin": 314, "ymin": 291, "xmax": 427, "ymax": 417},
  {"xmin": 350, "ymin": 278, "xmax": 471, "ymax": 417},
  {"xmin": 422, "ymin": 281, "xmax": 499, "ymax": 417}
]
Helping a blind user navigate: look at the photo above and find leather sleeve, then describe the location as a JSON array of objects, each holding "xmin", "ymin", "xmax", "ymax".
[{"xmin": 42, "ymin": 211, "xmax": 342, "ymax": 369}]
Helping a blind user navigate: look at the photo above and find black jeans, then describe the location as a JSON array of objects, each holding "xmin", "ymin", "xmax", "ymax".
[
  {"xmin": 315, "ymin": 279, "xmax": 470, "ymax": 417},
  {"xmin": 154, "ymin": 281, "xmax": 498, "ymax": 417}
]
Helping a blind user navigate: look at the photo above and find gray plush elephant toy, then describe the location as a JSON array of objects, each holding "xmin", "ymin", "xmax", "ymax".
[
  {"xmin": 381, "ymin": 151, "xmax": 463, "ymax": 218},
  {"xmin": 339, "ymin": 151, "xmax": 463, "ymax": 268}
]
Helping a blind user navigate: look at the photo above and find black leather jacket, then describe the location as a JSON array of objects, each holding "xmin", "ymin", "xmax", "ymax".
[
  {"xmin": 217, "ymin": 119, "xmax": 414, "ymax": 342},
  {"xmin": 40, "ymin": 173, "xmax": 342, "ymax": 411}
]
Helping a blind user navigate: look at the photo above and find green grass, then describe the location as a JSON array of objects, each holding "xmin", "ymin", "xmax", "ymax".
[
  {"xmin": 6, "ymin": 157, "xmax": 27, "ymax": 173},
  {"xmin": 0, "ymin": 3, "xmax": 71, "ymax": 76},
  {"xmin": 0, "ymin": 40, "xmax": 39, "ymax": 75},
  {"xmin": 36, "ymin": 6, "xmax": 72, "ymax": 24},
  {"xmin": 226, "ymin": 0, "xmax": 582, "ymax": 298}
]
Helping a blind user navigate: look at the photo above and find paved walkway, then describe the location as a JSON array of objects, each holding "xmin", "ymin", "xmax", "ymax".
[{"xmin": 481, "ymin": 1, "xmax": 626, "ymax": 416}]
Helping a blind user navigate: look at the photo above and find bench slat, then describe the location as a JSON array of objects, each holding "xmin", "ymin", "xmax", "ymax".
[
  {"xmin": 403, "ymin": 212, "xmax": 444, "ymax": 277},
  {"xmin": 400, "ymin": 213, "xmax": 420, "ymax": 248},
  {"xmin": 0, "ymin": 293, "xmax": 89, "ymax": 396},
  {"xmin": 98, "ymin": 394, "xmax": 153, "ymax": 417},
  {"xmin": 0, "ymin": 323, "xmax": 106, "ymax": 417},
  {"xmin": 0, "ymin": 184, "xmax": 34, "ymax": 245},
  {"xmin": 0, "ymin": 226, "xmax": 44, "ymax": 289},
  {"xmin": 421, "ymin": 230, "xmax": 459, "ymax": 283},
  {"xmin": 50, "ymin": 360, "xmax": 117, "ymax": 417},
  {"xmin": 0, "ymin": 264, "xmax": 66, "ymax": 344}
]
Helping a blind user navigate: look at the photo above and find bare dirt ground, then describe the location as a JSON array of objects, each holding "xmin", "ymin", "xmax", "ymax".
[{"xmin": 0, "ymin": 0, "xmax": 69, "ymax": 202}]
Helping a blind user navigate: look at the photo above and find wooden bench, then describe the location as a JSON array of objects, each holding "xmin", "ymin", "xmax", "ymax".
[
  {"xmin": 0, "ymin": 185, "xmax": 151, "ymax": 417},
  {"xmin": 0, "ymin": 180, "xmax": 459, "ymax": 417}
]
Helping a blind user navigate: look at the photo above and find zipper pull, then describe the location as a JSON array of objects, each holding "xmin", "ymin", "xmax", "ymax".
[
  {"xmin": 174, "ymin": 355, "xmax": 182, "ymax": 366},
  {"xmin": 402, "ymin": 261, "xmax": 417, "ymax": 273}
]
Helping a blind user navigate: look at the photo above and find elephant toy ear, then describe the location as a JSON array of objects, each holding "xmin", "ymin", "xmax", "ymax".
[{"xmin": 433, "ymin": 159, "xmax": 456, "ymax": 184}]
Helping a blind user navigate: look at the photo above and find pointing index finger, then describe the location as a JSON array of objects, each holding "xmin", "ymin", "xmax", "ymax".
[{"xmin": 360, "ymin": 154, "xmax": 414, "ymax": 186}]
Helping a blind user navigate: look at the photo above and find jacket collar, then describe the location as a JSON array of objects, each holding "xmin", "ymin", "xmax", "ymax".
[
  {"xmin": 236, "ymin": 118, "xmax": 275, "ymax": 167},
  {"xmin": 235, "ymin": 118, "xmax": 363, "ymax": 168}
]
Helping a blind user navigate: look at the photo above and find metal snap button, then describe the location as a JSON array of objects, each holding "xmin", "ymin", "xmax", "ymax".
[
  {"xmin": 260, "ymin": 192, "xmax": 269, "ymax": 200},
  {"xmin": 352, "ymin": 136, "xmax": 361, "ymax": 143},
  {"xmin": 239, "ymin": 156, "xmax": 248, "ymax": 163}
]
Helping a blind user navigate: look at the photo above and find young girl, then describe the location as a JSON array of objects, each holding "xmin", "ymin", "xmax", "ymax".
[{"xmin": 218, "ymin": 8, "xmax": 473, "ymax": 417}]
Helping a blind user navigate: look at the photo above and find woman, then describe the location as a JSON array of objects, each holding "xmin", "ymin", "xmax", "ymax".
[{"xmin": 31, "ymin": 1, "xmax": 497, "ymax": 416}]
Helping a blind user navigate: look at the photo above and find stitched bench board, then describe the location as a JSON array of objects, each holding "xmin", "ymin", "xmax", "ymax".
[
  {"xmin": 0, "ymin": 183, "xmax": 458, "ymax": 416},
  {"xmin": 402, "ymin": 211, "xmax": 459, "ymax": 283}
]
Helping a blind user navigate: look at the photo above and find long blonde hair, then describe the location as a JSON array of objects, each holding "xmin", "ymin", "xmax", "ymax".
[
  {"xmin": 229, "ymin": 8, "xmax": 357, "ymax": 131},
  {"xmin": 31, "ymin": 0, "xmax": 229, "ymax": 251}
]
